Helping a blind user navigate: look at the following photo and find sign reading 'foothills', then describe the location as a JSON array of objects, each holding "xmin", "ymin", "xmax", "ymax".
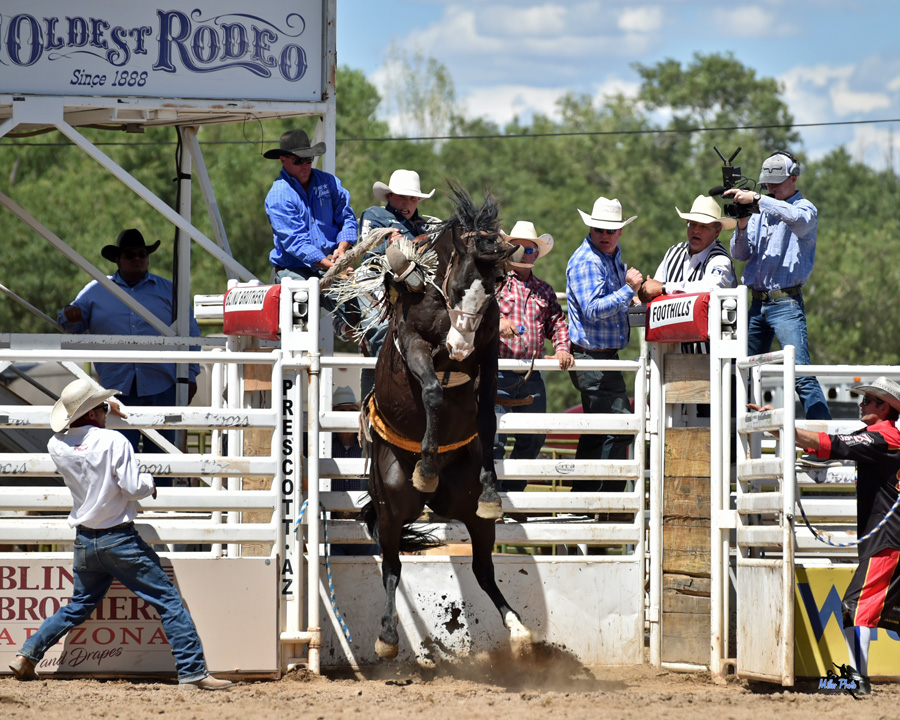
[{"xmin": 0, "ymin": 1, "xmax": 324, "ymax": 102}]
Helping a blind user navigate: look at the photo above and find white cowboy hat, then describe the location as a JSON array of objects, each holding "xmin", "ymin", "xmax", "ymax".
[
  {"xmin": 332, "ymin": 385, "xmax": 359, "ymax": 409},
  {"xmin": 50, "ymin": 378, "xmax": 120, "ymax": 432},
  {"xmin": 675, "ymin": 195, "xmax": 736, "ymax": 231},
  {"xmin": 849, "ymin": 376, "xmax": 900, "ymax": 414},
  {"xmin": 500, "ymin": 221, "xmax": 554, "ymax": 258},
  {"xmin": 373, "ymin": 170, "xmax": 435, "ymax": 203},
  {"xmin": 577, "ymin": 197, "xmax": 637, "ymax": 230}
]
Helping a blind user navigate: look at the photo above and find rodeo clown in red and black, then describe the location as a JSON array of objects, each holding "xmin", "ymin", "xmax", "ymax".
[{"xmin": 794, "ymin": 377, "xmax": 900, "ymax": 694}]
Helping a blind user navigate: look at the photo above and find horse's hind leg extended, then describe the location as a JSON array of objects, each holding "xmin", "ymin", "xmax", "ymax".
[
  {"xmin": 376, "ymin": 549, "xmax": 402, "ymax": 658},
  {"xmin": 467, "ymin": 516, "xmax": 533, "ymax": 655}
]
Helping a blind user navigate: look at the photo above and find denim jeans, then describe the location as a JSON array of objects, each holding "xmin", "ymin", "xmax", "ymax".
[
  {"xmin": 117, "ymin": 385, "xmax": 177, "ymax": 487},
  {"xmin": 748, "ymin": 294, "xmax": 831, "ymax": 420},
  {"xmin": 569, "ymin": 349, "xmax": 631, "ymax": 492},
  {"xmin": 18, "ymin": 525, "xmax": 208, "ymax": 683},
  {"xmin": 494, "ymin": 370, "xmax": 547, "ymax": 492}
]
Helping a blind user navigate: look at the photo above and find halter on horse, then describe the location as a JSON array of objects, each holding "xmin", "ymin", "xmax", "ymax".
[{"xmin": 363, "ymin": 184, "xmax": 533, "ymax": 660}]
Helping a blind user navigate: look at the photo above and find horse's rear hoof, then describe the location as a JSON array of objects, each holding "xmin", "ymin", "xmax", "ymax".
[
  {"xmin": 412, "ymin": 466, "xmax": 439, "ymax": 493},
  {"xmin": 476, "ymin": 499, "xmax": 503, "ymax": 519},
  {"xmin": 375, "ymin": 638, "xmax": 399, "ymax": 659}
]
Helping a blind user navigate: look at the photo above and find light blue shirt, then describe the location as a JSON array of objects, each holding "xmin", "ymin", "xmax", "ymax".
[
  {"xmin": 566, "ymin": 237, "xmax": 633, "ymax": 351},
  {"xmin": 266, "ymin": 168, "xmax": 358, "ymax": 269},
  {"xmin": 58, "ymin": 271, "xmax": 200, "ymax": 396},
  {"xmin": 729, "ymin": 191, "xmax": 818, "ymax": 291}
]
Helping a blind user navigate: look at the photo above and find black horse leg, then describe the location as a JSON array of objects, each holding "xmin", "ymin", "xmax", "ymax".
[
  {"xmin": 467, "ymin": 515, "xmax": 533, "ymax": 654},
  {"xmin": 375, "ymin": 543, "xmax": 403, "ymax": 659},
  {"xmin": 404, "ymin": 341, "xmax": 443, "ymax": 492}
]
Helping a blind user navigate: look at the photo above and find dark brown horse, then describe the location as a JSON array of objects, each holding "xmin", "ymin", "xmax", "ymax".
[{"xmin": 363, "ymin": 185, "xmax": 532, "ymax": 660}]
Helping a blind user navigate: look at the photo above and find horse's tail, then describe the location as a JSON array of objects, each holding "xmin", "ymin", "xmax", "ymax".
[{"xmin": 361, "ymin": 499, "xmax": 444, "ymax": 554}]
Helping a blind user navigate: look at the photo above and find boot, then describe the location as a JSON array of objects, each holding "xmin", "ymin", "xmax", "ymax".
[
  {"xmin": 9, "ymin": 655, "xmax": 39, "ymax": 681},
  {"xmin": 385, "ymin": 245, "xmax": 424, "ymax": 292}
]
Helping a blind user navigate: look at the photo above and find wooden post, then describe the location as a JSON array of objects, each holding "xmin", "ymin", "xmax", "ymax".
[{"xmin": 661, "ymin": 351, "xmax": 712, "ymax": 665}]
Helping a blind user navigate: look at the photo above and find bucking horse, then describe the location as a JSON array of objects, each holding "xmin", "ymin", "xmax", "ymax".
[{"xmin": 360, "ymin": 184, "xmax": 533, "ymax": 660}]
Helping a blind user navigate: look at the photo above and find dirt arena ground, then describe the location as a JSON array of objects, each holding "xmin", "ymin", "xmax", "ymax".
[{"xmin": 3, "ymin": 647, "xmax": 897, "ymax": 720}]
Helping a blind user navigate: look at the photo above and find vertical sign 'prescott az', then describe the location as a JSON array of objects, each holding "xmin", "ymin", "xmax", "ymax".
[{"xmin": 0, "ymin": 1, "xmax": 325, "ymax": 102}]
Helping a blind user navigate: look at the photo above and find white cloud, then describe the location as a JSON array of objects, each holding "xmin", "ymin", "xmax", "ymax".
[
  {"xmin": 463, "ymin": 85, "xmax": 567, "ymax": 126},
  {"xmin": 781, "ymin": 64, "xmax": 891, "ymax": 119},
  {"xmin": 830, "ymin": 83, "xmax": 891, "ymax": 116},
  {"xmin": 710, "ymin": 7, "xmax": 794, "ymax": 37},
  {"xmin": 592, "ymin": 77, "xmax": 641, "ymax": 104},
  {"xmin": 619, "ymin": 6, "xmax": 663, "ymax": 33}
]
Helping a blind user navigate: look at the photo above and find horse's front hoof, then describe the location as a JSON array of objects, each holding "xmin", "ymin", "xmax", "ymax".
[
  {"xmin": 375, "ymin": 638, "xmax": 399, "ymax": 659},
  {"xmin": 505, "ymin": 611, "xmax": 534, "ymax": 657},
  {"xmin": 412, "ymin": 465, "xmax": 439, "ymax": 493},
  {"xmin": 476, "ymin": 499, "xmax": 503, "ymax": 519}
]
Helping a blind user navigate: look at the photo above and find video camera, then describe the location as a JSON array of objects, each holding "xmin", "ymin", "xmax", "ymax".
[{"xmin": 709, "ymin": 146, "xmax": 759, "ymax": 219}]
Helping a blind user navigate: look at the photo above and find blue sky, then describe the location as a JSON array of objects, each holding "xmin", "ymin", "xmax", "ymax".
[{"xmin": 336, "ymin": 0, "xmax": 900, "ymax": 169}]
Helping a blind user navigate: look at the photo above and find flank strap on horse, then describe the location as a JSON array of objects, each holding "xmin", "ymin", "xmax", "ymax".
[
  {"xmin": 296, "ymin": 499, "xmax": 353, "ymax": 642},
  {"xmin": 367, "ymin": 395, "xmax": 477, "ymax": 454}
]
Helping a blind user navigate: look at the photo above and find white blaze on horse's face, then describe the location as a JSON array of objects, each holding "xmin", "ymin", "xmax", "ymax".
[{"xmin": 446, "ymin": 277, "xmax": 488, "ymax": 361}]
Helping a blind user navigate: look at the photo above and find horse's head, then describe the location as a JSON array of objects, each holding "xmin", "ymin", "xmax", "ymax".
[{"xmin": 442, "ymin": 228, "xmax": 517, "ymax": 361}]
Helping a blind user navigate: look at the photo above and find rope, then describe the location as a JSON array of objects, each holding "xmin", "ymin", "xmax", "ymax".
[
  {"xmin": 320, "ymin": 228, "xmax": 391, "ymax": 289},
  {"xmin": 367, "ymin": 395, "xmax": 477, "ymax": 454},
  {"xmin": 793, "ymin": 472, "xmax": 900, "ymax": 548},
  {"xmin": 295, "ymin": 499, "xmax": 353, "ymax": 643}
]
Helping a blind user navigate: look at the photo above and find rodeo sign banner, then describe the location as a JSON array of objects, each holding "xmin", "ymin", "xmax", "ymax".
[{"xmin": 0, "ymin": 1, "xmax": 325, "ymax": 102}]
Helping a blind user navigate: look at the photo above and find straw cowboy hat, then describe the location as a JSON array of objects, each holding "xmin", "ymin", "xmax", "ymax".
[
  {"xmin": 101, "ymin": 228, "xmax": 161, "ymax": 263},
  {"xmin": 849, "ymin": 377, "xmax": 900, "ymax": 414},
  {"xmin": 263, "ymin": 128, "xmax": 326, "ymax": 160},
  {"xmin": 373, "ymin": 169, "xmax": 435, "ymax": 203},
  {"xmin": 500, "ymin": 221, "xmax": 554, "ymax": 258},
  {"xmin": 577, "ymin": 197, "xmax": 637, "ymax": 230},
  {"xmin": 675, "ymin": 195, "xmax": 736, "ymax": 231},
  {"xmin": 332, "ymin": 385, "xmax": 359, "ymax": 409},
  {"xmin": 50, "ymin": 378, "xmax": 120, "ymax": 432}
]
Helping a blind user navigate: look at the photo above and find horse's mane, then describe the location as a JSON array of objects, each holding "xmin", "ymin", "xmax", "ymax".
[{"xmin": 439, "ymin": 182, "xmax": 501, "ymax": 250}]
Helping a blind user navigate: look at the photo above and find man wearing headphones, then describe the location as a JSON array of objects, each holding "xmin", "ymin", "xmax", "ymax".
[{"xmin": 726, "ymin": 151, "xmax": 831, "ymax": 420}]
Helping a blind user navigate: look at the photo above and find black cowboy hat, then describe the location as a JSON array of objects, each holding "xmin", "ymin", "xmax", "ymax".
[
  {"xmin": 263, "ymin": 128, "xmax": 326, "ymax": 160},
  {"xmin": 101, "ymin": 228, "xmax": 161, "ymax": 263}
]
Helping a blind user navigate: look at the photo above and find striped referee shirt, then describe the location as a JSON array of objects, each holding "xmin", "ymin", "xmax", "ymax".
[
  {"xmin": 653, "ymin": 239, "xmax": 736, "ymax": 354},
  {"xmin": 652, "ymin": 239, "xmax": 736, "ymax": 294}
]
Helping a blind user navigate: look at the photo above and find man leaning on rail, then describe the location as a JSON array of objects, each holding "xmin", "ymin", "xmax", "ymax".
[{"xmin": 58, "ymin": 228, "xmax": 201, "ymax": 457}]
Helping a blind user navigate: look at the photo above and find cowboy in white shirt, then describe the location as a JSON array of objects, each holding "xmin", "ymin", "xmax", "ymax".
[{"xmin": 9, "ymin": 379, "xmax": 232, "ymax": 691}]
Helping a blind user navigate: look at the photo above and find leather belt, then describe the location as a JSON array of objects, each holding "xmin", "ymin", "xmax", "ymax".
[
  {"xmin": 570, "ymin": 344, "xmax": 619, "ymax": 354},
  {"xmin": 76, "ymin": 521, "xmax": 134, "ymax": 534},
  {"xmin": 751, "ymin": 286, "xmax": 801, "ymax": 302}
]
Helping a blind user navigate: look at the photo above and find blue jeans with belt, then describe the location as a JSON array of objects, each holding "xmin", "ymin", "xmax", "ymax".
[
  {"xmin": 494, "ymin": 370, "xmax": 547, "ymax": 492},
  {"xmin": 748, "ymin": 294, "xmax": 831, "ymax": 420},
  {"xmin": 17, "ymin": 524, "xmax": 208, "ymax": 683},
  {"xmin": 569, "ymin": 349, "xmax": 631, "ymax": 492}
]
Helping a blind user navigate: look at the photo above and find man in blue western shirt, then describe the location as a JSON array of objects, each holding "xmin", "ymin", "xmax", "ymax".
[
  {"xmin": 264, "ymin": 128, "xmax": 359, "ymax": 333},
  {"xmin": 58, "ymin": 228, "xmax": 200, "ymax": 455},
  {"xmin": 726, "ymin": 151, "xmax": 830, "ymax": 420},
  {"xmin": 566, "ymin": 197, "xmax": 644, "ymax": 490}
]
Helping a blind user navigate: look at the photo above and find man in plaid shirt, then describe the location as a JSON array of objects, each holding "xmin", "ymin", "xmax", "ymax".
[
  {"xmin": 566, "ymin": 197, "xmax": 644, "ymax": 490},
  {"xmin": 494, "ymin": 221, "xmax": 573, "ymax": 491}
]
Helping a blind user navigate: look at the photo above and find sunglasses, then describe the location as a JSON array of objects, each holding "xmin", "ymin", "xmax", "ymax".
[
  {"xmin": 592, "ymin": 227, "xmax": 619, "ymax": 235},
  {"xmin": 517, "ymin": 247, "xmax": 538, "ymax": 255},
  {"xmin": 122, "ymin": 250, "xmax": 148, "ymax": 260},
  {"xmin": 289, "ymin": 156, "xmax": 313, "ymax": 166},
  {"xmin": 96, "ymin": 403, "xmax": 109, "ymax": 413},
  {"xmin": 860, "ymin": 396, "xmax": 885, "ymax": 407}
]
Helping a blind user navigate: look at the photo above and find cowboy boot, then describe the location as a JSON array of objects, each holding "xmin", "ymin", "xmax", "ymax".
[{"xmin": 385, "ymin": 245, "xmax": 424, "ymax": 292}]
